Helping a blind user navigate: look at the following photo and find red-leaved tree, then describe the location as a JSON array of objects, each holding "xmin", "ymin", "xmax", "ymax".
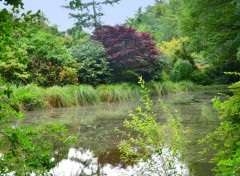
[{"xmin": 92, "ymin": 25, "xmax": 160, "ymax": 82}]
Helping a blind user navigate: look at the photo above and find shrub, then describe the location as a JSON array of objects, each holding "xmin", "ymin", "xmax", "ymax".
[
  {"xmin": 191, "ymin": 70, "xmax": 211, "ymax": 85},
  {"xmin": 70, "ymin": 40, "xmax": 112, "ymax": 86},
  {"xmin": 200, "ymin": 73, "xmax": 240, "ymax": 175},
  {"xmin": 171, "ymin": 59, "xmax": 193, "ymax": 82},
  {"xmin": 11, "ymin": 84, "xmax": 46, "ymax": 111}
]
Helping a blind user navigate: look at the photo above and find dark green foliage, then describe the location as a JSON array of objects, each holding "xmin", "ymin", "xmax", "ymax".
[
  {"xmin": 121, "ymin": 70, "xmax": 140, "ymax": 84},
  {"xmin": 171, "ymin": 59, "xmax": 193, "ymax": 82},
  {"xmin": 70, "ymin": 40, "xmax": 112, "ymax": 86},
  {"xmin": 179, "ymin": 0, "xmax": 240, "ymax": 83},
  {"xmin": 191, "ymin": 70, "xmax": 211, "ymax": 85}
]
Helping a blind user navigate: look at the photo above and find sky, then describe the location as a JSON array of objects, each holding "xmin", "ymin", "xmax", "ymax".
[{"xmin": 13, "ymin": 0, "xmax": 156, "ymax": 32}]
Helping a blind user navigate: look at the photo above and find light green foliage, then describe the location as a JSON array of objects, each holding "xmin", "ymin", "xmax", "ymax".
[
  {"xmin": 23, "ymin": 31, "xmax": 78, "ymax": 86},
  {"xmin": 65, "ymin": 26, "xmax": 91, "ymax": 48},
  {"xmin": 200, "ymin": 73, "xmax": 240, "ymax": 175},
  {"xmin": 171, "ymin": 59, "xmax": 193, "ymax": 82},
  {"xmin": 0, "ymin": 79, "xmax": 76, "ymax": 175},
  {"xmin": 10, "ymin": 84, "xmax": 46, "ymax": 111},
  {"xmin": 117, "ymin": 77, "xmax": 187, "ymax": 175},
  {"xmin": 70, "ymin": 40, "xmax": 112, "ymax": 86},
  {"xmin": 126, "ymin": 1, "xmax": 179, "ymax": 43}
]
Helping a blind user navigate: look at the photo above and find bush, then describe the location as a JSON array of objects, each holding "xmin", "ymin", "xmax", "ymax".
[
  {"xmin": 191, "ymin": 70, "xmax": 211, "ymax": 85},
  {"xmin": 200, "ymin": 73, "xmax": 240, "ymax": 175},
  {"xmin": 171, "ymin": 59, "xmax": 193, "ymax": 82},
  {"xmin": 11, "ymin": 84, "xmax": 46, "ymax": 111},
  {"xmin": 70, "ymin": 40, "xmax": 112, "ymax": 86}
]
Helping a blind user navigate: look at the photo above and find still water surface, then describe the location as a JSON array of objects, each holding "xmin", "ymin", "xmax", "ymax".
[{"xmin": 21, "ymin": 91, "xmax": 221, "ymax": 176}]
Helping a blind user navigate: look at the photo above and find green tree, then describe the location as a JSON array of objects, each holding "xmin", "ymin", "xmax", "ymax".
[
  {"xmin": 70, "ymin": 40, "xmax": 112, "ymax": 86},
  {"xmin": 126, "ymin": 0, "xmax": 180, "ymax": 43},
  {"xmin": 65, "ymin": 0, "xmax": 121, "ymax": 29},
  {"xmin": 22, "ymin": 30, "xmax": 78, "ymax": 86},
  {"xmin": 179, "ymin": 0, "xmax": 240, "ymax": 83}
]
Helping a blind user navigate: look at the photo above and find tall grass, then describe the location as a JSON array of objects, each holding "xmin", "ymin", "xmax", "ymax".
[
  {"xmin": 11, "ymin": 84, "xmax": 46, "ymax": 111},
  {"xmin": 64, "ymin": 85, "xmax": 99, "ymax": 106},
  {"xmin": 45, "ymin": 86, "xmax": 72, "ymax": 108},
  {"xmin": 120, "ymin": 83, "xmax": 141, "ymax": 100},
  {"xmin": 147, "ymin": 81, "xmax": 177, "ymax": 96},
  {"xmin": 96, "ymin": 84, "xmax": 127, "ymax": 103}
]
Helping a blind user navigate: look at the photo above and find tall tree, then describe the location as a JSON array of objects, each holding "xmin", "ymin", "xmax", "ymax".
[
  {"xmin": 179, "ymin": 0, "xmax": 240, "ymax": 83},
  {"xmin": 65, "ymin": 0, "xmax": 121, "ymax": 30}
]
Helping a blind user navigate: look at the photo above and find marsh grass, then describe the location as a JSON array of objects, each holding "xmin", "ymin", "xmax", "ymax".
[
  {"xmin": 45, "ymin": 86, "xmax": 72, "ymax": 108},
  {"xmin": 11, "ymin": 84, "xmax": 46, "ymax": 111},
  {"xmin": 74, "ymin": 85, "xmax": 99, "ymax": 106},
  {"xmin": 147, "ymin": 81, "xmax": 177, "ymax": 96},
  {"xmin": 177, "ymin": 80, "xmax": 195, "ymax": 92},
  {"xmin": 120, "ymin": 83, "xmax": 141, "ymax": 100},
  {"xmin": 146, "ymin": 81, "xmax": 163, "ymax": 97},
  {"xmin": 96, "ymin": 84, "xmax": 125, "ymax": 103}
]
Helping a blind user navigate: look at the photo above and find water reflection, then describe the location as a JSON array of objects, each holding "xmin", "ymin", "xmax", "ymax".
[{"xmin": 51, "ymin": 148, "xmax": 189, "ymax": 176}]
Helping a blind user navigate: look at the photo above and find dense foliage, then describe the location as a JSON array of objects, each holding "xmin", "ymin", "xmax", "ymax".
[
  {"xmin": 92, "ymin": 25, "xmax": 161, "ymax": 82},
  {"xmin": 70, "ymin": 40, "xmax": 112, "ymax": 86},
  {"xmin": 201, "ymin": 73, "xmax": 240, "ymax": 175}
]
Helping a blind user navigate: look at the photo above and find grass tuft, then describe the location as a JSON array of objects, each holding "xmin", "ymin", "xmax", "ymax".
[{"xmin": 45, "ymin": 86, "xmax": 72, "ymax": 108}]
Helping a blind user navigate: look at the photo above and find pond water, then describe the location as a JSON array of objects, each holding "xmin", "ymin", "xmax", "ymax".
[{"xmin": 20, "ymin": 90, "xmax": 222, "ymax": 176}]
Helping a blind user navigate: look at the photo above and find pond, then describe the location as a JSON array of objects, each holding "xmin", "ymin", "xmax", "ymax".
[{"xmin": 20, "ymin": 90, "xmax": 221, "ymax": 176}]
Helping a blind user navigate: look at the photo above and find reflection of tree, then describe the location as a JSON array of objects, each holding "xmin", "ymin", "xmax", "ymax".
[{"xmin": 50, "ymin": 148, "xmax": 189, "ymax": 176}]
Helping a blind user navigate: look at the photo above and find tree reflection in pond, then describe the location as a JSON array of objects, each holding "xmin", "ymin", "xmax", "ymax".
[{"xmin": 50, "ymin": 148, "xmax": 189, "ymax": 176}]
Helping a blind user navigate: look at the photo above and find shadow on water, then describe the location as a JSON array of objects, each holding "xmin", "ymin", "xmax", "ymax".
[{"xmin": 21, "ymin": 90, "xmax": 224, "ymax": 176}]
